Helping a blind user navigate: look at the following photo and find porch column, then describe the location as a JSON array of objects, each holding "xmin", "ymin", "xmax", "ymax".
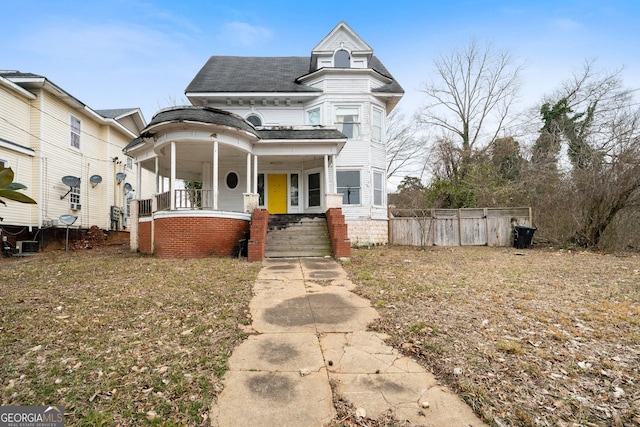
[
  {"xmin": 246, "ymin": 153, "xmax": 251, "ymax": 193},
  {"xmin": 324, "ymin": 154, "xmax": 330, "ymax": 193},
  {"xmin": 253, "ymin": 155, "xmax": 258, "ymax": 193},
  {"xmin": 331, "ymin": 154, "xmax": 337, "ymax": 193},
  {"xmin": 170, "ymin": 141, "xmax": 176, "ymax": 210},
  {"xmin": 202, "ymin": 162, "xmax": 212, "ymax": 208},
  {"xmin": 213, "ymin": 139, "xmax": 219, "ymax": 210},
  {"xmin": 155, "ymin": 157, "xmax": 160, "ymax": 193},
  {"xmin": 136, "ymin": 162, "xmax": 142, "ymax": 199}
]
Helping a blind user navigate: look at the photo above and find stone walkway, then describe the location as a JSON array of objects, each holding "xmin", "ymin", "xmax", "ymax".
[{"xmin": 210, "ymin": 258, "xmax": 486, "ymax": 427}]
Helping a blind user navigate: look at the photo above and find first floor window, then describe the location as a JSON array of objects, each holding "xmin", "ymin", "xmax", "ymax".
[
  {"xmin": 226, "ymin": 171, "xmax": 239, "ymax": 190},
  {"xmin": 373, "ymin": 171, "xmax": 384, "ymax": 206},
  {"xmin": 335, "ymin": 107, "xmax": 360, "ymax": 139},
  {"xmin": 308, "ymin": 173, "xmax": 321, "ymax": 207},
  {"xmin": 70, "ymin": 186, "xmax": 81, "ymax": 210},
  {"xmin": 337, "ymin": 170, "xmax": 361, "ymax": 205},
  {"xmin": 70, "ymin": 115, "xmax": 81, "ymax": 149},
  {"xmin": 126, "ymin": 156, "xmax": 134, "ymax": 170}
]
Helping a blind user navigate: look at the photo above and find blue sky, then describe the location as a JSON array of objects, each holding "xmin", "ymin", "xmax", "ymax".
[{"xmin": 2, "ymin": 0, "xmax": 638, "ymax": 122}]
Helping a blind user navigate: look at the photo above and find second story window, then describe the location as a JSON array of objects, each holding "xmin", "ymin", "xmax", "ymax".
[
  {"xmin": 70, "ymin": 115, "xmax": 81, "ymax": 149},
  {"xmin": 307, "ymin": 108, "xmax": 320, "ymax": 125},
  {"xmin": 372, "ymin": 108, "xmax": 383, "ymax": 142},
  {"xmin": 126, "ymin": 157, "xmax": 134, "ymax": 171},
  {"xmin": 247, "ymin": 114, "xmax": 262, "ymax": 126},
  {"xmin": 335, "ymin": 107, "xmax": 360, "ymax": 139}
]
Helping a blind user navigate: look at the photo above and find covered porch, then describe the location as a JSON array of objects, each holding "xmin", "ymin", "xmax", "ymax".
[{"xmin": 124, "ymin": 106, "xmax": 349, "ymax": 259}]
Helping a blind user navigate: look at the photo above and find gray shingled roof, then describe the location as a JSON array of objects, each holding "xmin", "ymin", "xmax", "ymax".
[
  {"xmin": 369, "ymin": 57, "xmax": 404, "ymax": 94},
  {"xmin": 259, "ymin": 128, "xmax": 345, "ymax": 140},
  {"xmin": 186, "ymin": 57, "xmax": 321, "ymax": 93},
  {"xmin": 96, "ymin": 108, "xmax": 139, "ymax": 119},
  {"xmin": 0, "ymin": 71, "xmax": 44, "ymax": 79},
  {"xmin": 185, "ymin": 55, "xmax": 403, "ymax": 94},
  {"xmin": 146, "ymin": 106, "xmax": 259, "ymax": 135}
]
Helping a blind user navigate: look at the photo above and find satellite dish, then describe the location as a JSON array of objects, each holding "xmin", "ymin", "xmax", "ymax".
[
  {"xmin": 116, "ymin": 172, "xmax": 126, "ymax": 184},
  {"xmin": 62, "ymin": 175, "xmax": 80, "ymax": 187},
  {"xmin": 59, "ymin": 214, "xmax": 77, "ymax": 226},
  {"xmin": 60, "ymin": 176, "xmax": 80, "ymax": 199},
  {"xmin": 90, "ymin": 174, "xmax": 102, "ymax": 187},
  {"xmin": 58, "ymin": 214, "xmax": 78, "ymax": 253},
  {"xmin": 124, "ymin": 182, "xmax": 133, "ymax": 192}
]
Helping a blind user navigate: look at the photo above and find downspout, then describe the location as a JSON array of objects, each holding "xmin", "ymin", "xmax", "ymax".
[
  {"xmin": 38, "ymin": 89, "xmax": 44, "ymax": 228},
  {"xmin": 213, "ymin": 140, "xmax": 218, "ymax": 210}
]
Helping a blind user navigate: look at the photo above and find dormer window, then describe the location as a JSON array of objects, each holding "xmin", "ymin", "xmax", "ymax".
[
  {"xmin": 334, "ymin": 49, "xmax": 351, "ymax": 68},
  {"xmin": 246, "ymin": 114, "xmax": 262, "ymax": 126}
]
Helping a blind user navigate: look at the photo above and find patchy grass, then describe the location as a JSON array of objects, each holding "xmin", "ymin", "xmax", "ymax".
[
  {"xmin": 0, "ymin": 244, "xmax": 260, "ymax": 426},
  {"xmin": 342, "ymin": 246, "xmax": 640, "ymax": 427}
]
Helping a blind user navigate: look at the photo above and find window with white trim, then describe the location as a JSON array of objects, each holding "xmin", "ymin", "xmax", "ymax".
[
  {"xmin": 308, "ymin": 173, "xmax": 321, "ymax": 207},
  {"xmin": 307, "ymin": 107, "xmax": 320, "ymax": 125},
  {"xmin": 372, "ymin": 108, "xmax": 383, "ymax": 142},
  {"xmin": 226, "ymin": 171, "xmax": 239, "ymax": 190},
  {"xmin": 290, "ymin": 174, "xmax": 299, "ymax": 207},
  {"xmin": 70, "ymin": 185, "xmax": 81, "ymax": 210},
  {"xmin": 70, "ymin": 115, "xmax": 81, "ymax": 149},
  {"xmin": 334, "ymin": 49, "xmax": 350, "ymax": 68},
  {"xmin": 247, "ymin": 114, "xmax": 262, "ymax": 126},
  {"xmin": 335, "ymin": 107, "xmax": 360, "ymax": 139},
  {"xmin": 126, "ymin": 156, "xmax": 134, "ymax": 171},
  {"xmin": 373, "ymin": 171, "xmax": 384, "ymax": 206},
  {"xmin": 0, "ymin": 159, "xmax": 8, "ymax": 168},
  {"xmin": 337, "ymin": 170, "xmax": 361, "ymax": 205}
]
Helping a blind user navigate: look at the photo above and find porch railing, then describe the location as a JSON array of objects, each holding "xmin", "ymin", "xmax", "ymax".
[
  {"xmin": 157, "ymin": 191, "xmax": 171, "ymax": 211},
  {"xmin": 155, "ymin": 189, "xmax": 214, "ymax": 211},
  {"xmin": 139, "ymin": 199, "xmax": 153, "ymax": 217}
]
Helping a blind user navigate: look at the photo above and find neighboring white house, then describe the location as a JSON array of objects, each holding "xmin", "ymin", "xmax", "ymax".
[
  {"xmin": 0, "ymin": 71, "xmax": 151, "ymax": 248},
  {"xmin": 126, "ymin": 21, "xmax": 403, "ymax": 245}
]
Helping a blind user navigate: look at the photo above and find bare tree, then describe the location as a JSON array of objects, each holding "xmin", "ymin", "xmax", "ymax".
[
  {"xmin": 421, "ymin": 40, "xmax": 523, "ymax": 160},
  {"xmin": 529, "ymin": 61, "xmax": 640, "ymax": 248},
  {"xmin": 385, "ymin": 109, "xmax": 428, "ymax": 181}
]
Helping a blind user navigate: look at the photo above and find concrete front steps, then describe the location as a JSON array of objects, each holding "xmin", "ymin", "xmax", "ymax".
[{"xmin": 265, "ymin": 214, "xmax": 332, "ymax": 258}]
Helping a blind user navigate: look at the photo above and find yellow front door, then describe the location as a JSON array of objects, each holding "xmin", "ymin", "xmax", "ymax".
[{"xmin": 267, "ymin": 174, "xmax": 287, "ymax": 214}]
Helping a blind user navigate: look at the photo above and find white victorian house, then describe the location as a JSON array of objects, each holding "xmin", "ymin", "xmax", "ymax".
[{"xmin": 125, "ymin": 22, "xmax": 403, "ymax": 259}]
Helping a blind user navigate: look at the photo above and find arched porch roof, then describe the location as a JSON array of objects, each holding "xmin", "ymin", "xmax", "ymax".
[{"xmin": 123, "ymin": 106, "xmax": 261, "ymax": 180}]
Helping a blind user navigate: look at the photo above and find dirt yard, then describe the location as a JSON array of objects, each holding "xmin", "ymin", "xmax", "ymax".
[
  {"xmin": 1, "ymin": 243, "xmax": 638, "ymax": 426},
  {"xmin": 342, "ymin": 246, "xmax": 640, "ymax": 427}
]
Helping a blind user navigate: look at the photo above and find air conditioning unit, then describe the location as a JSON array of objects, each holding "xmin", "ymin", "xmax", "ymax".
[
  {"xmin": 17, "ymin": 241, "xmax": 39, "ymax": 254},
  {"xmin": 70, "ymin": 202, "xmax": 82, "ymax": 210}
]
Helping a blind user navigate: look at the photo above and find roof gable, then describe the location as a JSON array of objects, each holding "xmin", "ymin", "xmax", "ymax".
[{"xmin": 311, "ymin": 21, "xmax": 373, "ymax": 56}]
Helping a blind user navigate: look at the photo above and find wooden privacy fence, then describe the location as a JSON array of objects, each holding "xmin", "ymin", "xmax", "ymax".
[{"xmin": 389, "ymin": 207, "xmax": 533, "ymax": 247}]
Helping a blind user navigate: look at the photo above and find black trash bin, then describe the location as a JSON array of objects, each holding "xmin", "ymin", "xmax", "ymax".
[{"xmin": 513, "ymin": 225, "xmax": 536, "ymax": 249}]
